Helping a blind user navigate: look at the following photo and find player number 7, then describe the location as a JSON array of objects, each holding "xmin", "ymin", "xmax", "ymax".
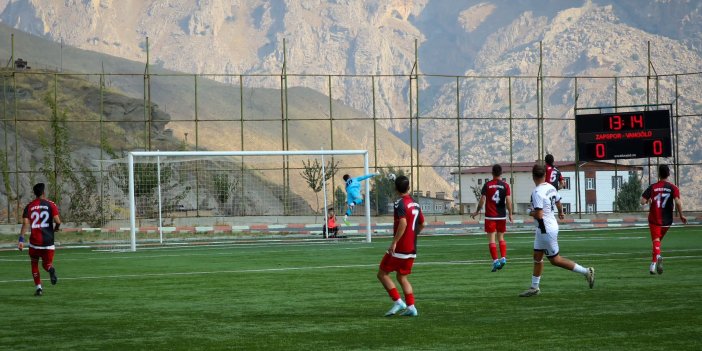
[{"xmin": 411, "ymin": 208, "xmax": 419, "ymax": 231}]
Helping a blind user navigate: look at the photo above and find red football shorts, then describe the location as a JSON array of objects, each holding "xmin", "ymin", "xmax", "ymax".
[
  {"xmin": 379, "ymin": 253, "xmax": 415, "ymax": 275},
  {"xmin": 648, "ymin": 224, "xmax": 670, "ymax": 241},
  {"xmin": 485, "ymin": 219, "xmax": 507, "ymax": 233},
  {"xmin": 28, "ymin": 247, "xmax": 55, "ymax": 267}
]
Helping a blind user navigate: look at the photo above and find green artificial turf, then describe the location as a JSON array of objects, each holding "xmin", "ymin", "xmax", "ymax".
[{"xmin": 1, "ymin": 227, "xmax": 701, "ymax": 350}]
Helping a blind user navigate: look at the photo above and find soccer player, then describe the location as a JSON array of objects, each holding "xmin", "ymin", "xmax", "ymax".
[
  {"xmin": 377, "ymin": 175, "xmax": 424, "ymax": 317},
  {"xmin": 470, "ymin": 164, "xmax": 513, "ymax": 272},
  {"xmin": 342, "ymin": 172, "xmax": 379, "ymax": 224},
  {"xmin": 520, "ymin": 164, "xmax": 594, "ymax": 297},
  {"xmin": 18, "ymin": 183, "xmax": 61, "ymax": 296},
  {"xmin": 640, "ymin": 164, "xmax": 687, "ymax": 275},
  {"xmin": 544, "ymin": 154, "xmax": 565, "ymax": 190}
]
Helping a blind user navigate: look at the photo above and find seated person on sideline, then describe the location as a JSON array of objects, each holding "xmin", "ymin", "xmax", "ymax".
[{"xmin": 322, "ymin": 208, "xmax": 341, "ymax": 237}]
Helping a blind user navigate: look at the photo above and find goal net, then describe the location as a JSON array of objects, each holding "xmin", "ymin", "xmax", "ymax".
[{"xmin": 100, "ymin": 150, "xmax": 372, "ymax": 251}]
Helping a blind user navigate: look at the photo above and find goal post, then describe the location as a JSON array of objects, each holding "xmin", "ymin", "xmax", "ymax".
[{"xmin": 126, "ymin": 150, "xmax": 372, "ymax": 251}]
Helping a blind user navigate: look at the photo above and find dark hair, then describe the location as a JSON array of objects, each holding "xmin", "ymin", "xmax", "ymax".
[
  {"xmin": 658, "ymin": 164, "xmax": 670, "ymax": 179},
  {"xmin": 395, "ymin": 175, "xmax": 410, "ymax": 194},
  {"xmin": 532, "ymin": 164, "xmax": 546, "ymax": 179},
  {"xmin": 492, "ymin": 164, "xmax": 502, "ymax": 177},
  {"xmin": 343, "ymin": 174, "xmax": 350, "ymax": 182},
  {"xmin": 545, "ymin": 154, "xmax": 555, "ymax": 166},
  {"xmin": 33, "ymin": 183, "xmax": 45, "ymax": 198}
]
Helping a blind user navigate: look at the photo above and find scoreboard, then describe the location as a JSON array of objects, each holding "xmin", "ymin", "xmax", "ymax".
[{"xmin": 575, "ymin": 109, "xmax": 672, "ymax": 162}]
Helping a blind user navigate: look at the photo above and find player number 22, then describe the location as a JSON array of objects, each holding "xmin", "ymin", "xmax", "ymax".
[
  {"xmin": 30, "ymin": 211, "xmax": 50, "ymax": 229},
  {"xmin": 653, "ymin": 193, "xmax": 671, "ymax": 208}
]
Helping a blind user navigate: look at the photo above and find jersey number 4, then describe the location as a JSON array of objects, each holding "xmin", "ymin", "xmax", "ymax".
[{"xmin": 491, "ymin": 190, "xmax": 501, "ymax": 204}]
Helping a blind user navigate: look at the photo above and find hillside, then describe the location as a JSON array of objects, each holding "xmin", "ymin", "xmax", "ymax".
[{"xmin": 0, "ymin": 0, "xmax": 701, "ymax": 208}]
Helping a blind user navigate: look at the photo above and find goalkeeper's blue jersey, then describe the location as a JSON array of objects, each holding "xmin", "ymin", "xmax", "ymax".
[{"xmin": 345, "ymin": 174, "xmax": 376, "ymax": 204}]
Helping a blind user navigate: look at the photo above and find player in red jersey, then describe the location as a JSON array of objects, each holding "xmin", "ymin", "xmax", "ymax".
[
  {"xmin": 377, "ymin": 175, "xmax": 424, "ymax": 317},
  {"xmin": 471, "ymin": 164, "xmax": 513, "ymax": 271},
  {"xmin": 640, "ymin": 164, "xmax": 687, "ymax": 275},
  {"xmin": 545, "ymin": 154, "xmax": 565, "ymax": 190},
  {"xmin": 18, "ymin": 183, "xmax": 61, "ymax": 296}
]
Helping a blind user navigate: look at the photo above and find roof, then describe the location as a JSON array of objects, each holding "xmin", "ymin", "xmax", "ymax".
[{"xmin": 453, "ymin": 161, "xmax": 643, "ymax": 175}]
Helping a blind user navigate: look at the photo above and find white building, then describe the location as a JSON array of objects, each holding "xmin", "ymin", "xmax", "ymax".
[{"xmin": 453, "ymin": 161, "xmax": 643, "ymax": 214}]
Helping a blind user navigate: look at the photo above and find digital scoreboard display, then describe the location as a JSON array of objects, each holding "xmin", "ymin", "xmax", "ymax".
[{"xmin": 575, "ymin": 109, "xmax": 672, "ymax": 161}]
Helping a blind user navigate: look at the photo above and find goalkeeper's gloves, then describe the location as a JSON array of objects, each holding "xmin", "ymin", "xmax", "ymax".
[{"xmin": 18, "ymin": 236, "xmax": 24, "ymax": 251}]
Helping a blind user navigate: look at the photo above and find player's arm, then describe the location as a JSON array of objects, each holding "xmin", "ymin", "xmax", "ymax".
[
  {"xmin": 673, "ymin": 197, "xmax": 687, "ymax": 224},
  {"xmin": 471, "ymin": 195, "xmax": 486, "ymax": 219},
  {"xmin": 506, "ymin": 195, "xmax": 514, "ymax": 223},
  {"xmin": 53, "ymin": 214, "xmax": 61, "ymax": 231},
  {"xmin": 640, "ymin": 187, "xmax": 651, "ymax": 206},
  {"xmin": 355, "ymin": 173, "xmax": 379, "ymax": 182},
  {"xmin": 18, "ymin": 217, "xmax": 29, "ymax": 251},
  {"xmin": 388, "ymin": 218, "xmax": 407, "ymax": 255}
]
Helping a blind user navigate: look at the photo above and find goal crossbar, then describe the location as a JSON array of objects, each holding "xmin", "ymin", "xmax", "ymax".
[{"xmin": 128, "ymin": 150, "xmax": 371, "ymax": 251}]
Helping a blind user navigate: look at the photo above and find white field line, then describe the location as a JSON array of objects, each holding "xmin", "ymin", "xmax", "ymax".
[
  {"xmin": 0, "ymin": 235, "xmax": 651, "ymax": 262},
  {"xmin": 1, "ymin": 251, "xmax": 701, "ymax": 284}
]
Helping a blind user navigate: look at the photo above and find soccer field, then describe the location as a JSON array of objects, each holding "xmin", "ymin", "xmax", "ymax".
[{"xmin": 1, "ymin": 227, "xmax": 701, "ymax": 351}]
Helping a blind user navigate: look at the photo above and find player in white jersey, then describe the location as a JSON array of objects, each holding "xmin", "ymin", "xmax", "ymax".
[{"xmin": 519, "ymin": 163, "xmax": 595, "ymax": 297}]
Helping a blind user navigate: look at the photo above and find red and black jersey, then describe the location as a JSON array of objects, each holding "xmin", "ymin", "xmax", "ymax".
[
  {"xmin": 642, "ymin": 181, "xmax": 680, "ymax": 226},
  {"xmin": 545, "ymin": 165, "xmax": 563, "ymax": 190},
  {"xmin": 481, "ymin": 179, "xmax": 511, "ymax": 219},
  {"xmin": 22, "ymin": 198, "xmax": 59, "ymax": 248},
  {"xmin": 393, "ymin": 194, "xmax": 424, "ymax": 257}
]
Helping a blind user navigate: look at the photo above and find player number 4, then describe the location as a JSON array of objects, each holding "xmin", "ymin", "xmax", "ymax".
[{"xmin": 491, "ymin": 190, "xmax": 500, "ymax": 204}]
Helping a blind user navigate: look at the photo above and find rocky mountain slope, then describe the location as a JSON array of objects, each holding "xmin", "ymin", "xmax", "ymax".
[{"xmin": 0, "ymin": 0, "xmax": 701, "ymax": 209}]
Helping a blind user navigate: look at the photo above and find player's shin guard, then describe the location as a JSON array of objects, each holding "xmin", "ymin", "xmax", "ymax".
[
  {"xmin": 388, "ymin": 287, "xmax": 401, "ymax": 301},
  {"xmin": 488, "ymin": 243, "xmax": 498, "ymax": 260},
  {"xmin": 31, "ymin": 259, "xmax": 41, "ymax": 285},
  {"xmin": 499, "ymin": 240, "xmax": 507, "ymax": 258},
  {"xmin": 405, "ymin": 293, "xmax": 415, "ymax": 306},
  {"xmin": 652, "ymin": 241, "xmax": 661, "ymax": 262}
]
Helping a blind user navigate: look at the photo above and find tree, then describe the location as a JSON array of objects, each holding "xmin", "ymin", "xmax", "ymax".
[
  {"xmin": 334, "ymin": 186, "xmax": 346, "ymax": 214},
  {"xmin": 39, "ymin": 92, "xmax": 110, "ymax": 227},
  {"xmin": 300, "ymin": 159, "xmax": 340, "ymax": 214},
  {"xmin": 616, "ymin": 173, "xmax": 643, "ymax": 212},
  {"xmin": 212, "ymin": 172, "xmax": 239, "ymax": 214},
  {"xmin": 370, "ymin": 167, "xmax": 406, "ymax": 215}
]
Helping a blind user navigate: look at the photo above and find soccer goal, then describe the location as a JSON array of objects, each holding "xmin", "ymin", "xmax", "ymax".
[{"xmin": 102, "ymin": 150, "xmax": 372, "ymax": 251}]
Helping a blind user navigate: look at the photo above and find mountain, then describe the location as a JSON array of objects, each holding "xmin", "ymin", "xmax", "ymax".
[{"xmin": 0, "ymin": 0, "xmax": 701, "ymax": 209}]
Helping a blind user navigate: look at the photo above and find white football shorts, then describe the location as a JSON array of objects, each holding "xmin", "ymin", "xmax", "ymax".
[{"xmin": 533, "ymin": 229, "xmax": 560, "ymax": 257}]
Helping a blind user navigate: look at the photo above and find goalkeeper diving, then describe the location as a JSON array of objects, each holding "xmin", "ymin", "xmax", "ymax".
[{"xmin": 342, "ymin": 172, "xmax": 380, "ymax": 224}]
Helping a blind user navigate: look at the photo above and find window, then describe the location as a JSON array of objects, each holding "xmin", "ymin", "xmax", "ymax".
[
  {"xmin": 435, "ymin": 204, "xmax": 442, "ymax": 211},
  {"xmin": 586, "ymin": 203, "xmax": 596, "ymax": 213},
  {"xmin": 562, "ymin": 177, "xmax": 571, "ymax": 190},
  {"xmin": 562, "ymin": 203, "xmax": 571, "ymax": 214},
  {"xmin": 477, "ymin": 179, "xmax": 482, "ymax": 185},
  {"xmin": 612, "ymin": 175, "xmax": 623, "ymax": 189},
  {"xmin": 586, "ymin": 178, "xmax": 595, "ymax": 190}
]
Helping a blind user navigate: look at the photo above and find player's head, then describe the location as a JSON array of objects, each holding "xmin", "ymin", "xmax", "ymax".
[
  {"xmin": 343, "ymin": 174, "xmax": 350, "ymax": 182},
  {"xmin": 532, "ymin": 164, "xmax": 546, "ymax": 183},
  {"xmin": 492, "ymin": 164, "xmax": 502, "ymax": 177},
  {"xmin": 545, "ymin": 154, "xmax": 555, "ymax": 166},
  {"xmin": 33, "ymin": 183, "xmax": 45, "ymax": 198},
  {"xmin": 658, "ymin": 164, "xmax": 670, "ymax": 180},
  {"xmin": 395, "ymin": 175, "xmax": 410, "ymax": 195},
  {"xmin": 328, "ymin": 207, "xmax": 334, "ymax": 214}
]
